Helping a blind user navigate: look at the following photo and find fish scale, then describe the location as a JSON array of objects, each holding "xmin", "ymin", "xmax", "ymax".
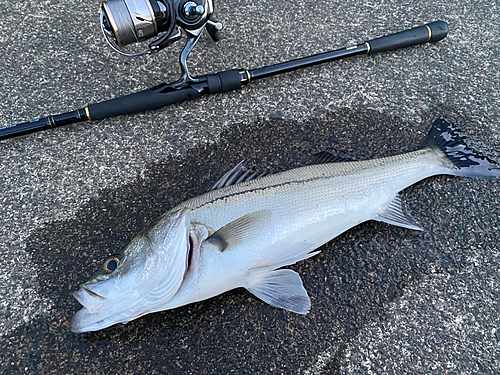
[
  {"xmin": 183, "ymin": 148, "xmax": 448, "ymax": 233},
  {"xmin": 70, "ymin": 118, "xmax": 500, "ymax": 333},
  {"xmin": 161, "ymin": 148, "xmax": 451, "ymax": 310}
]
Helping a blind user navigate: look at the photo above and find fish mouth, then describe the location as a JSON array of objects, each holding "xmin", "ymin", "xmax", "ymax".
[
  {"xmin": 73, "ymin": 276, "xmax": 119, "ymax": 311},
  {"xmin": 71, "ymin": 270, "xmax": 156, "ymax": 333},
  {"xmin": 70, "ymin": 287, "xmax": 108, "ymax": 333},
  {"xmin": 72, "ymin": 285, "xmax": 106, "ymax": 314},
  {"xmin": 70, "ymin": 306, "xmax": 130, "ymax": 333},
  {"xmin": 70, "ymin": 288, "xmax": 147, "ymax": 333},
  {"xmin": 71, "ymin": 286, "xmax": 131, "ymax": 333},
  {"xmin": 70, "ymin": 307, "xmax": 100, "ymax": 333}
]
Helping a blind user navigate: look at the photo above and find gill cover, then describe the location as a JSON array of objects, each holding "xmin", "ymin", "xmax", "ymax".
[{"xmin": 142, "ymin": 208, "xmax": 193, "ymax": 307}]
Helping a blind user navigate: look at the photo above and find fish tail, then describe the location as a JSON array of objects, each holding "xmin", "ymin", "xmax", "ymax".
[{"xmin": 426, "ymin": 117, "xmax": 500, "ymax": 178}]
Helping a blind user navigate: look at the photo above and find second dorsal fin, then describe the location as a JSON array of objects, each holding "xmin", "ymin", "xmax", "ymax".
[{"xmin": 307, "ymin": 150, "xmax": 356, "ymax": 165}]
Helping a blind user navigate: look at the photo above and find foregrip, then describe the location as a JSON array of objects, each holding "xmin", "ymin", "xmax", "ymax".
[{"xmin": 366, "ymin": 21, "xmax": 448, "ymax": 54}]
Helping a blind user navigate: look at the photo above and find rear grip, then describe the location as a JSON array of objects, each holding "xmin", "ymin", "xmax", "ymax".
[{"xmin": 367, "ymin": 21, "xmax": 448, "ymax": 54}]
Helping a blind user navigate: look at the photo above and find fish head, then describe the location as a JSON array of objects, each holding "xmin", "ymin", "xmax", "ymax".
[{"xmin": 70, "ymin": 208, "xmax": 195, "ymax": 333}]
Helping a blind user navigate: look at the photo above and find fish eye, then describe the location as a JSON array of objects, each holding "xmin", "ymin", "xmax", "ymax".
[{"xmin": 103, "ymin": 255, "xmax": 121, "ymax": 273}]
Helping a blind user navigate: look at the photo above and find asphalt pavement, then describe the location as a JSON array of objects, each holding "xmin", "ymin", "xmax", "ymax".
[{"xmin": 0, "ymin": 0, "xmax": 499, "ymax": 373}]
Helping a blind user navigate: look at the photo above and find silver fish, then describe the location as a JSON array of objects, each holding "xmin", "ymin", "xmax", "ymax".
[{"xmin": 70, "ymin": 118, "xmax": 499, "ymax": 333}]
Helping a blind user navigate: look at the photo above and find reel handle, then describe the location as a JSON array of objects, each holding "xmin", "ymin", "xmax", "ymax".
[
  {"xmin": 366, "ymin": 21, "xmax": 448, "ymax": 54},
  {"xmin": 206, "ymin": 19, "xmax": 222, "ymax": 41}
]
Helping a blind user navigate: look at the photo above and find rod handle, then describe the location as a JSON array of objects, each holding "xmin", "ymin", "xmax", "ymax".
[
  {"xmin": 366, "ymin": 21, "xmax": 448, "ymax": 54},
  {"xmin": 87, "ymin": 69, "xmax": 243, "ymax": 121},
  {"xmin": 87, "ymin": 85, "xmax": 203, "ymax": 121}
]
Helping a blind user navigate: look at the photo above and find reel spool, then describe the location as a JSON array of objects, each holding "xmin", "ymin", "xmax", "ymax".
[{"xmin": 100, "ymin": 0, "xmax": 222, "ymax": 84}]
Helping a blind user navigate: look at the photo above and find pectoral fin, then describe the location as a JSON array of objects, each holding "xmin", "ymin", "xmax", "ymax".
[
  {"xmin": 206, "ymin": 209, "xmax": 272, "ymax": 252},
  {"xmin": 246, "ymin": 269, "xmax": 311, "ymax": 314},
  {"xmin": 376, "ymin": 194, "xmax": 423, "ymax": 231}
]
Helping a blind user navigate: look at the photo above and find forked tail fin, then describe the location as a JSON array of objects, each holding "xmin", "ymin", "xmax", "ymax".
[{"xmin": 426, "ymin": 117, "xmax": 500, "ymax": 177}]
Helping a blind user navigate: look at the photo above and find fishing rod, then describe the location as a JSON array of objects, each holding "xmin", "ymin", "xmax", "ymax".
[{"xmin": 0, "ymin": 0, "xmax": 448, "ymax": 139}]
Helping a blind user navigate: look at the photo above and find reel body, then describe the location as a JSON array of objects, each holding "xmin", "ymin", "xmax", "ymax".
[{"xmin": 100, "ymin": 0, "xmax": 222, "ymax": 84}]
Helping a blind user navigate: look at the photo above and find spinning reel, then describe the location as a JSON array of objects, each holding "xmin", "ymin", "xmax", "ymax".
[{"xmin": 100, "ymin": 0, "xmax": 222, "ymax": 85}]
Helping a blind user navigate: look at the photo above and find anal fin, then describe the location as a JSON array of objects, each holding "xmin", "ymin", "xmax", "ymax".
[
  {"xmin": 376, "ymin": 194, "xmax": 423, "ymax": 231},
  {"xmin": 246, "ymin": 269, "xmax": 311, "ymax": 314}
]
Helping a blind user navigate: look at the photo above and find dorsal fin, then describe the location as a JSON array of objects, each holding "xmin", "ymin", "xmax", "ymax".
[
  {"xmin": 210, "ymin": 161, "xmax": 270, "ymax": 191},
  {"xmin": 211, "ymin": 149, "xmax": 356, "ymax": 192},
  {"xmin": 307, "ymin": 150, "xmax": 356, "ymax": 165}
]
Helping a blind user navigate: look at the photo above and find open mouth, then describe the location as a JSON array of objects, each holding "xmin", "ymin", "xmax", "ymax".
[
  {"xmin": 70, "ymin": 287, "xmax": 121, "ymax": 333},
  {"xmin": 75, "ymin": 276, "xmax": 119, "ymax": 310},
  {"xmin": 73, "ymin": 285, "xmax": 108, "ymax": 313}
]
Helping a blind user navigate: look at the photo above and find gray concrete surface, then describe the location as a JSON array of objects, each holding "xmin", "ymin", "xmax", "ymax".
[{"xmin": 0, "ymin": 0, "xmax": 499, "ymax": 373}]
